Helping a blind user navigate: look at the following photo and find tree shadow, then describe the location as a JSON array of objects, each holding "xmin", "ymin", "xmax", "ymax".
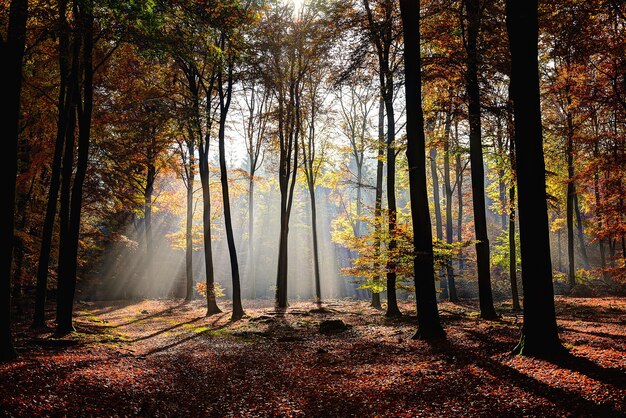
[
  {"xmin": 461, "ymin": 328, "xmax": 626, "ymax": 390},
  {"xmin": 129, "ymin": 316, "xmax": 205, "ymax": 343},
  {"xmin": 430, "ymin": 339, "xmax": 623, "ymax": 416},
  {"xmin": 109, "ymin": 302, "xmax": 188, "ymax": 328},
  {"xmin": 140, "ymin": 322, "xmax": 231, "ymax": 357}
]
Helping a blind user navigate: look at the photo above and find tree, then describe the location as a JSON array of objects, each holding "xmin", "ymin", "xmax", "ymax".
[
  {"xmin": 462, "ymin": 0, "xmax": 497, "ymax": 319},
  {"xmin": 363, "ymin": 0, "xmax": 403, "ymax": 317},
  {"xmin": 399, "ymin": 0, "xmax": 445, "ymax": 340},
  {"xmin": 506, "ymin": 0, "xmax": 564, "ymax": 357},
  {"xmin": 0, "ymin": 0, "xmax": 28, "ymax": 361},
  {"xmin": 216, "ymin": 32, "xmax": 245, "ymax": 320},
  {"xmin": 55, "ymin": 0, "xmax": 95, "ymax": 335}
]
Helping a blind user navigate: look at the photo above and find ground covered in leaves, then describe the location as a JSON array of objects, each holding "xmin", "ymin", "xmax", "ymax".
[{"xmin": 1, "ymin": 296, "xmax": 625, "ymax": 417}]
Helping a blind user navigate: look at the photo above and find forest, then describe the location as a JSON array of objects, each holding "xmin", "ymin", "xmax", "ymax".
[{"xmin": 1, "ymin": 0, "xmax": 625, "ymax": 416}]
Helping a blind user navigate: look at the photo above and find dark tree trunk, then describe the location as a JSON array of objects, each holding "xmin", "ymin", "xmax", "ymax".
[
  {"xmin": 443, "ymin": 113, "xmax": 458, "ymax": 302},
  {"xmin": 509, "ymin": 184, "xmax": 520, "ymax": 311},
  {"xmin": 185, "ymin": 153, "xmax": 194, "ymax": 301},
  {"xmin": 464, "ymin": 0, "xmax": 497, "ymax": 320},
  {"xmin": 385, "ymin": 81, "xmax": 401, "ymax": 317},
  {"xmin": 593, "ymin": 146, "xmax": 608, "ymax": 279},
  {"xmin": 55, "ymin": 11, "xmax": 81, "ymax": 334},
  {"xmin": 0, "ymin": 0, "xmax": 28, "ymax": 361},
  {"xmin": 56, "ymin": 2, "xmax": 94, "ymax": 335},
  {"xmin": 456, "ymin": 148, "xmax": 465, "ymax": 273},
  {"xmin": 508, "ymin": 116, "xmax": 521, "ymax": 311},
  {"xmin": 248, "ymin": 174, "xmax": 255, "ymax": 298},
  {"xmin": 275, "ymin": 78, "xmax": 300, "ymax": 309},
  {"xmin": 144, "ymin": 142, "xmax": 155, "ymax": 296},
  {"xmin": 574, "ymin": 193, "xmax": 590, "ymax": 269},
  {"xmin": 399, "ymin": 0, "xmax": 445, "ymax": 340},
  {"xmin": 199, "ymin": 149, "xmax": 221, "ymax": 315},
  {"xmin": 430, "ymin": 145, "xmax": 447, "ymax": 299},
  {"xmin": 371, "ymin": 97, "xmax": 385, "ymax": 310},
  {"xmin": 506, "ymin": 0, "xmax": 564, "ymax": 357},
  {"xmin": 33, "ymin": 0, "xmax": 70, "ymax": 329},
  {"xmin": 566, "ymin": 122, "xmax": 576, "ymax": 287},
  {"xmin": 218, "ymin": 60, "xmax": 244, "ymax": 320},
  {"xmin": 309, "ymin": 183, "xmax": 322, "ymax": 303}
]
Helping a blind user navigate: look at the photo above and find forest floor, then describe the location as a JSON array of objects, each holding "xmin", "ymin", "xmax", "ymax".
[{"xmin": 1, "ymin": 296, "xmax": 625, "ymax": 417}]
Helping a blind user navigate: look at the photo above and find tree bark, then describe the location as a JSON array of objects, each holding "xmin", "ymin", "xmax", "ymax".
[
  {"xmin": 0, "ymin": 0, "xmax": 27, "ymax": 361},
  {"xmin": 566, "ymin": 119, "xmax": 576, "ymax": 287},
  {"xmin": 507, "ymin": 0, "xmax": 564, "ymax": 357},
  {"xmin": 399, "ymin": 0, "xmax": 445, "ymax": 340},
  {"xmin": 56, "ymin": 1, "xmax": 94, "ymax": 335},
  {"xmin": 464, "ymin": 0, "xmax": 497, "ymax": 319},
  {"xmin": 218, "ymin": 58, "xmax": 244, "ymax": 320},
  {"xmin": 443, "ymin": 112, "xmax": 458, "ymax": 302},
  {"xmin": 430, "ymin": 145, "xmax": 447, "ymax": 299},
  {"xmin": 372, "ymin": 96, "xmax": 385, "ymax": 309},
  {"xmin": 33, "ymin": 0, "xmax": 70, "ymax": 328}
]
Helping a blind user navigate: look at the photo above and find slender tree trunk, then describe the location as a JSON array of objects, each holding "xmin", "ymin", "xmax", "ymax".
[
  {"xmin": 509, "ymin": 184, "xmax": 520, "ymax": 310},
  {"xmin": 218, "ymin": 62, "xmax": 244, "ymax": 320},
  {"xmin": 456, "ymin": 150, "xmax": 465, "ymax": 273},
  {"xmin": 430, "ymin": 145, "xmax": 447, "ymax": 299},
  {"xmin": 592, "ymin": 132, "xmax": 607, "ymax": 279},
  {"xmin": 399, "ymin": 0, "xmax": 445, "ymax": 339},
  {"xmin": 199, "ymin": 148, "xmax": 221, "ymax": 315},
  {"xmin": 55, "ymin": 14, "xmax": 81, "ymax": 334},
  {"xmin": 56, "ymin": 2, "xmax": 94, "ymax": 335},
  {"xmin": 574, "ymin": 194, "xmax": 590, "ymax": 269},
  {"xmin": 144, "ymin": 146, "xmax": 155, "ymax": 297},
  {"xmin": 309, "ymin": 182, "xmax": 322, "ymax": 303},
  {"xmin": 33, "ymin": 0, "xmax": 71, "ymax": 328},
  {"xmin": 0, "ymin": 0, "xmax": 28, "ymax": 361},
  {"xmin": 185, "ymin": 152, "xmax": 195, "ymax": 300},
  {"xmin": 371, "ymin": 97, "xmax": 385, "ymax": 310},
  {"xmin": 443, "ymin": 114, "xmax": 458, "ymax": 302},
  {"xmin": 566, "ymin": 123, "xmax": 576, "ymax": 287},
  {"xmin": 507, "ymin": 0, "xmax": 564, "ymax": 357},
  {"xmin": 499, "ymin": 172, "xmax": 507, "ymax": 230},
  {"xmin": 248, "ymin": 174, "xmax": 256, "ymax": 299},
  {"xmin": 558, "ymin": 228, "xmax": 563, "ymax": 272},
  {"xmin": 385, "ymin": 74, "xmax": 401, "ymax": 318},
  {"xmin": 464, "ymin": 0, "xmax": 497, "ymax": 319}
]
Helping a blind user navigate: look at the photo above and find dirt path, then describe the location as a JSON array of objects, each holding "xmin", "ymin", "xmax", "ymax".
[{"xmin": 1, "ymin": 297, "xmax": 625, "ymax": 417}]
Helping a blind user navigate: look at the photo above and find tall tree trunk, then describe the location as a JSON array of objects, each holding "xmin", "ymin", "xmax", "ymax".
[
  {"xmin": 566, "ymin": 120, "xmax": 576, "ymax": 287},
  {"xmin": 508, "ymin": 118, "xmax": 521, "ymax": 311},
  {"xmin": 199, "ymin": 151, "xmax": 221, "ymax": 315},
  {"xmin": 430, "ymin": 145, "xmax": 447, "ymax": 299},
  {"xmin": 0, "ymin": 0, "xmax": 28, "ymax": 361},
  {"xmin": 557, "ymin": 228, "xmax": 563, "ymax": 272},
  {"xmin": 399, "ymin": 0, "xmax": 445, "ymax": 340},
  {"xmin": 275, "ymin": 82, "xmax": 300, "ymax": 309},
  {"xmin": 309, "ymin": 182, "xmax": 322, "ymax": 303},
  {"xmin": 507, "ymin": 0, "xmax": 564, "ymax": 357},
  {"xmin": 33, "ymin": 0, "xmax": 71, "ymax": 328},
  {"xmin": 464, "ymin": 0, "xmax": 497, "ymax": 319},
  {"xmin": 144, "ymin": 144, "xmax": 155, "ymax": 297},
  {"xmin": 248, "ymin": 174, "xmax": 255, "ymax": 299},
  {"xmin": 218, "ymin": 63, "xmax": 244, "ymax": 321},
  {"xmin": 385, "ymin": 81, "xmax": 401, "ymax": 318},
  {"xmin": 443, "ymin": 113, "xmax": 458, "ymax": 302},
  {"xmin": 55, "ymin": 13, "xmax": 81, "ymax": 334},
  {"xmin": 56, "ymin": 2, "xmax": 94, "ymax": 335},
  {"xmin": 509, "ymin": 184, "xmax": 520, "ymax": 311},
  {"xmin": 371, "ymin": 97, "xmax": 385, "ymax": 310},
  {"xmin": 185, "ymin": 154, "xmax": 194, "ymax": 301},
  {"xmin": 592, "ymin": 127, "xmax": 607, "ymax": 279},
  {"xmin": 456, "ymin": 148, "xmax": 465, "ymax": 273},
  {"xmin": 574, "ymin": 194, "xmax": 590, "ymax": 269}
]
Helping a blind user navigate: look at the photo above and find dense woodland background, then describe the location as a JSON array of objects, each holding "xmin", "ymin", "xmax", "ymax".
[{"xmin": 1, "ymin": 0, "xmax": 625, "ymax": 363}]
